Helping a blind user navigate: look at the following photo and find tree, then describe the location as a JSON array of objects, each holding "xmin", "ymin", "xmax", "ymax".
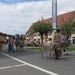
[
  {"xmin": 61, "ymin": 11, "xmax": 75, "ymax": 38},
  {"xmin": 32, "ymin": 17, "xmax": 53, "ymax": 43},
  {"xmin": 61, "ymin": 21, "xmax": 73, "ymax": 38},
  {"xmin": 72, "ymin": 22, "xmax": 75, "ymax": 33}
]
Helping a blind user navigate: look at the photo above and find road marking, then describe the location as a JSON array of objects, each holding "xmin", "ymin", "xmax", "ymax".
[
  {"xmin": 2, "ymin": 53, "xmax": 59, "ymax": 75},
  {"xmin": 0, "ymin": 64, "xmax": 26, "ymax": 70}
]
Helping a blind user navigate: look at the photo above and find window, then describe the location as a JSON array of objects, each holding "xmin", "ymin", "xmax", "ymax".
[
  {"xmin": 26, "ymin": 35, "xmax": 28, "ymax": 37},
  {"xmin": 34, "ymin": 39, "xmax": 36, "ymax": 41},
  {"xmin": 49, "ymin": 38, "xmax": 52, "ymax": 41},
  {"xmin": 38, "ymin": 39, "xmax": 40, "ymax": 41},
  {"xmin": 38, "ymin": 34, "xmax": 40, "ymax": 36}
]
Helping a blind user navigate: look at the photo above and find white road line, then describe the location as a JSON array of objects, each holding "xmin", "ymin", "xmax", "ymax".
[
  {"xmin": 0, "ymin": 64, "xmax": 26, "ymax": 70},
  {"xmin": 2, "ymin": 53, "xmax": 59, "ymax": 75}
]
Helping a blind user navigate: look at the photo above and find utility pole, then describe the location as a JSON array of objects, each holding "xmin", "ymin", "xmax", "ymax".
[
  {"xmin": 52, "ymin": 0, "xmax": 57, "ymax": 30},
  {"xmin": 52, "ymin": 0, "xmax": 57, "ymax": 42}
]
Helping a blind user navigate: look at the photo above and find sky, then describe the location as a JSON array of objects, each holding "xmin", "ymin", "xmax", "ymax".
[{"xmin": 0, "ymin": 0, "xmax": 75, "ymax": 35}]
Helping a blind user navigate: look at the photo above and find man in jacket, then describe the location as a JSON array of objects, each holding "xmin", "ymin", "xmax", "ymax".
[{"xmin": 53, "ymin": 29, "xmax": 62, "ymax": 60}]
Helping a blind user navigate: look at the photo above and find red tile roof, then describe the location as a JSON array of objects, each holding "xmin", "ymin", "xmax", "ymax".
[
  {"xmin": 26, "ymin": 10, "xmax": 75, "ymax": 34},
  {"xmin": 44, "ymin": 10, "xmax": 75, "ymax": 26}
]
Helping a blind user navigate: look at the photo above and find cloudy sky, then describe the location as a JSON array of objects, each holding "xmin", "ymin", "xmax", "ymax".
[{"xmin": 0, "ymin": 0, "xmax": 75, "ymax": 35}]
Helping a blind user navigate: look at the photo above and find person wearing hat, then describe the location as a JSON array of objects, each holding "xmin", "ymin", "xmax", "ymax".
[{"xmin": 53, "ymin": 29, "xmax": 62, "ymax": 60}]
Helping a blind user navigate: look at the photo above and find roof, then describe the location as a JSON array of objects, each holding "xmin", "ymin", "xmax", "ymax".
[{"xmin": 26, "ymin": 10, "xmax": 75, "ymax": 34}]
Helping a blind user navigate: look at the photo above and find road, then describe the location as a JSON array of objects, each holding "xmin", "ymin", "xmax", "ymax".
[{"xmin": 0, "ymin": 45, "xmax": 75, "ymax": 75}]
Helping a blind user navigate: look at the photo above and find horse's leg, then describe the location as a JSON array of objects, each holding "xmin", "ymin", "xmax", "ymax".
[
  {"xmin": 53, "ymin": 48, "xmax": 57, "ymax": 60},
  {"xmin": 49, "ymin": 42, "xmax": 53, "ymax": 60},
  {"xmin": 41, "ymin": 47, "xmax": 44, "ymax": 58},
  {"xmin": 46, "ymin": 49, "xmax": 48, "ymax": 59},
  {"xmin": 49, "ymin": 49, "xmax": 51, "ymax": 60}
]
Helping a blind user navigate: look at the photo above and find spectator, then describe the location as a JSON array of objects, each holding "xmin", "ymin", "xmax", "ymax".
[
  {"xmin": 15, "ymin": 34, "xmax": 21, "ymax": 51},
  {"xmin": 8, "ymin": 35, "xmax": 15, "ymax": 53},
  {"xmin": 61, "ymin": 33, "xmax": 68, "ymax": 55},
  {"xmin": 20, "ymin": 35, "xmax": 25, "ymax": 52},
  {"xmin": 0, "ymin": 34, "xmax": 5, "ymax": 52}
]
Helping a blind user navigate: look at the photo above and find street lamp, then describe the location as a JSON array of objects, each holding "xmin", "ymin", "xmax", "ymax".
[{"xmin": 14, "ymin": 29, "xmax": 18, "ymax": 34}]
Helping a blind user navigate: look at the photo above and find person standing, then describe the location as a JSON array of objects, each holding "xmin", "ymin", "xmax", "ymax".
[
  {"xmin": 61, "ymin": 33, "xmax": 68, "ymax": 55},
  {"xmin": 53, "ymin": 29, "xmax": 62, "ymax": 60},
  {"xmin": 20, "ymin": 35, "xmax": 25, "ymax": 52},
  {"xmin": 0, "ymin": 34, "xmax": 5, "ymax": 52},
  {"xmin": 15, "ymin": 34, "xmax": 21, "ymax": 51},
  {"xmin": 8, "ymin": 35, "xmax": 15, "ymax": 53}
]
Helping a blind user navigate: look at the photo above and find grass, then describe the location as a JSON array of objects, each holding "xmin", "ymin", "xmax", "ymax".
[
  {"xmin": 24, "ymin": 46, "xmax": 42, "ymax": 51},
  {"xmin": 29, "ymin": 47, "xmax": 42, "ymax": 51},
  {"xmin": 67, "ymin": 46, "xmax": 75, "ymax": 51},
  {"xmin": 25, "ymin": 46, "xmax": 75, "ymax": 51}
]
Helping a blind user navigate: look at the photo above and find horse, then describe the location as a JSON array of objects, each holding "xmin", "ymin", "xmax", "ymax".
[{"xmin": 41, "ymin": 42, "xmax": 55, "ymax": 59}]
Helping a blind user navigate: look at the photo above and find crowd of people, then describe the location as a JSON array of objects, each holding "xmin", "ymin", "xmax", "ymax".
[
  {"xmin": 0, "ymin": 34, "xmax": 25, "ymax": 53},
  {"xmin": 0, "ymin": 34, "xmax": 42, "ymax": 53},
  {"xmin": 24, "ymin": 39, "xmax": 42, "ymax": 47}
]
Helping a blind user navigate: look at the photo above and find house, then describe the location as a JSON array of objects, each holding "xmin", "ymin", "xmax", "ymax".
[{"xmin": 26, "ymin": 10, "xmax": 75, "ymax": 43}]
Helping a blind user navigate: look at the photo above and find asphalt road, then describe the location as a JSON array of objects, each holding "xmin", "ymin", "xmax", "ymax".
[{"xmin": 0, "ymin": 45, "xmax": 75, "ymax": 75}]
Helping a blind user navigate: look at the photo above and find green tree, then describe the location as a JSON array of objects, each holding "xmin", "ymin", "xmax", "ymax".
[
  {"xmin": 72, "ymin": 22, "xmax": 75, "ymax": 33},
  {"xmin": 32, "ymin": 17, "xmax": 53, "ymax": 43},
  {"xmin": 61, "ymin": 21, "xmax": 73, "ymax": 38},
  {"xmin": 61, "ymin": 11, "xmax": 75, "ymax": 38}
]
